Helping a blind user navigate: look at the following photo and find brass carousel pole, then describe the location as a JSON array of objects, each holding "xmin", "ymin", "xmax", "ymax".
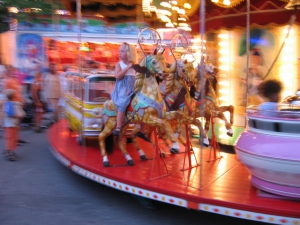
[
  {"xmin": 77, "ymin": 0, "xmax": 86, "ymax": 154},
  {"xmin": 245, "ymin": 0, "xmax": 250, "ymax": 108},
  {"xmin": 199, "ymin": 0, "xmax": 205, "ymax": 190}
]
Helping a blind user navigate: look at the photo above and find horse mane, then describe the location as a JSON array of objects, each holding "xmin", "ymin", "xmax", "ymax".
[
  {"xmin": 165, "ymin": 61, "xmax": 177, "ymax": 94},
  {"xmin": 134, "ymin": 57, "xmax": 146, "ymax": 93}
]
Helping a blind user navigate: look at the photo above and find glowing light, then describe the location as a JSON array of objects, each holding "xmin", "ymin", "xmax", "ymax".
[
  {"xmin": 159, "ymin": 15, "xmax": 172, "ymax": 22},
  {"xmin": 158, "ymin": 9, "xmax": 172, "ymax": 16},
  {"xmin": 219, "ymin": 65, "xmax": 229, "ymax": 71},
  {"xmin": 184, "ymin": 3, "xmax": 191, "ymax": 9},
  {"xmin": 219, "ymin": 89, "xmax": 229, "ymax": 93},
  {"xmin": 219, "ymin": 97, "xmax": 228, "ymax": 101},
  {"xmin": 166, "ymin": 22, "xmax": 174, "ymax": 28},
  {"xmin": 218, "ymin": 42, "xmax": 229, "ymax": 47},
  {"xmin": 218, "ymin": 33, "xmax": 229, "ymax": 39},
  {"xmin": 219, "ymin": 58, "xmax": 230, "ymax": 63},
  {"xmin": 8, "ymin": 7, "xmax": 19, "ymax": 13},
  {"xmin": 219, "ymin": 81, "xmax": 229, "ymax": 86},
  {"xmin": 160, "ymin": 2, "xmax": 171, "ymax": 8},
  {"xmin": 223, "ymin": 0, "xmax": 230, "ymax": 6},
  {"xmin": 177, "ymin": 8, "xmax": 186, "ymax": 14}
]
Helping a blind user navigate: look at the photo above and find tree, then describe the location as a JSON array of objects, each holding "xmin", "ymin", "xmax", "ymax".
[
  {"xmin": 0, "ymin": 1, "xmax": 9, "ymax": 33},
  {"xmin": 0, "ymin": 0, "xmax": 65, "ymax": 33}
]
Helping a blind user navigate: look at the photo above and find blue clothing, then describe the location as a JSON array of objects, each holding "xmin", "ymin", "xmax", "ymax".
[{"xmin": 111, "ymin": 61, "xmax": 135, "ymax": 112}]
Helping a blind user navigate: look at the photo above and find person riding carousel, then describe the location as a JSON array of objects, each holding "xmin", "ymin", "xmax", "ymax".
[{"xmin": 111, "ymin": 42, "xmax": 149, "ymax": 142}]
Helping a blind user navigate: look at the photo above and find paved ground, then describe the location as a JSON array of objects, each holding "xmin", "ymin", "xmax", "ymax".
[{"xmin": 0, "ymin": 126, "xmax": 267, "ymax": 225}]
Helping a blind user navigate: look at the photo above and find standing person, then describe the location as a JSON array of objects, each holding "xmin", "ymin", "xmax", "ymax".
[
  {"xmin": 111, "ymin": 42, "xmax": 149, "ymax": 142},
  {"xmin": 0, "ymin": 62, "xmax": 7, "ymax": 132},
  {"xmin": 44, "ymin": 63, "xmax": 61, "ymax": 123},
  {"xmin": 3, "ymin": 90, "xmax": 21, "ymax": 161},
  {"xmin": 3, "ymin": 65, "xmax": 27, "ymax": 144},
  {"xmin": 30, "ymin": 70, "xmax": 45, "ymax": 132}
]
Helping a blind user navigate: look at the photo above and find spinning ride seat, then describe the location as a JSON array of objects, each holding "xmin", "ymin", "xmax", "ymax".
[{"xmin": 235, "ymin": 103, "xmax": 300, "ymax": 199}]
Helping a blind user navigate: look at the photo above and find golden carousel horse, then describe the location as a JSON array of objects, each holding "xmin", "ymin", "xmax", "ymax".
[
  {"xmin": 190, "ymin": 62, "xmax": 234, "ymax": 136},
  {"xmin": 98, "ymin": 48, "xmax": 180, "ymax": 167},
  {"xmin": 161, "ymin": 59, "xmax": 209, "ymax": 147}
]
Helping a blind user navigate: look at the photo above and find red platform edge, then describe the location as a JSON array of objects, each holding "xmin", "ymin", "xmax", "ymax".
[{"xmin": 47, "ymin": 120, "xmax": 300, "ymax": 225}]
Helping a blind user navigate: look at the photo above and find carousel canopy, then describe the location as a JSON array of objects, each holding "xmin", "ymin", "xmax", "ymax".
[
  {"xmin": 190, "ymin": 0, "xmax": 300, "ymax": 33},
  {"xmin": 3, "ymin": 0, "xmax": 298, "ymax": 32},
  {"xmin": 56, "ymin": 0, "xmax": 297, "ymax": 33}
]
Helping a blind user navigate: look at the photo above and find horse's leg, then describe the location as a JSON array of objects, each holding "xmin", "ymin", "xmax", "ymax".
[
  {"xmin": 145, "ymin": 116, "xmax": 180, "ymax": 154},
  {"xmin": 204, "ymin": 110, "xmax": 211, "ymax": 134},
  {"xmin": 216, "ymin": 110, "xmax": 233, "ymax": 137},
  {"xmin": 98, "ymin": 117, "xmax": 116, "ymax": 167},
  {"xmin": 165, "ymin": 111, "xmax": 183, "ymax": 139},
  {"xmin": 189, "ymin": 116, "xmax": 209, "ymax": 147},
  {"xmin": 131, "ymin": 124, "xmax": 148, "ymax": 161},
  {"xmin": 117, "ymin": 124, "xmax": 134, "ymax": 166},
  {"xmin": 218, "ymin": 105, "xmax": 234, "ymax": 125}
]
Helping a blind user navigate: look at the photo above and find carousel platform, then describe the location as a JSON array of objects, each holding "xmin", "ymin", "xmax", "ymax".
[{"xmin": 48, "ymin": 120, "xmax": 300, "ymax": 225}]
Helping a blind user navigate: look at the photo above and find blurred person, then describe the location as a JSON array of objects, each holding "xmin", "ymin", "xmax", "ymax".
[
  {"xmin": 248, "ymin": 49, "xmax": 266, "ymax": 95},
  {"xmin": 30, "ymin": 70, "xmax": 45, "ymax": 132},
  {"xmin": 248, "ymin": 79, "xmax": 283, "ymax": 111},
  {"xmin": 2, "ymin": 89, "xmax": 23, "ymax": 161},
  {"xmin": 3, "ymin": 65, "xmax": 27, "ymax": 144},
  {"xmin": 44, "ymin": 63, "xmax": 61, "ymax": 123},
  {"xmin": 0, "ymin": 62, "xmax": 7, "ymax": 132},
  {"xmin": 58, "ymin": 66, "xmax": 69, "ymax": 118}
]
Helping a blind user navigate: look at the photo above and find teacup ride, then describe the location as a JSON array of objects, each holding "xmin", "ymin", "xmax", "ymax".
[
  {"xmin": 98, "ymin": 28, "xmax": 180, "ymax": 167},
  {"xmin": 191, "ymin": 61, "xmax": 234, "ymax": 138},
  {"xmin": 234, "ymin": 97, "xmax": 300, "ymax": 199},
  {"xmin": 160, "ymin": 34, "xmax": 209, "ymax": 148}
]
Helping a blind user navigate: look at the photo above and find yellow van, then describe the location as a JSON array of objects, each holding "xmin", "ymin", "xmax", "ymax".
[{"xmin": 64, "ymin": 71, "xmax": 116, "ymax": 145}]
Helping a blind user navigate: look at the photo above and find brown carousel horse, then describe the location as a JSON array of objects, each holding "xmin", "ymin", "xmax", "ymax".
[
  {"xmin": 190, "ymin": 61, "xmax": 234, "ymax": 136},
  {"xmin": 161, "ymin": 59, "xmax": 209, "ymax": 147},
  {"xmin": 98, "ymin": 48, "xmax": 180, "ymax": 166}
]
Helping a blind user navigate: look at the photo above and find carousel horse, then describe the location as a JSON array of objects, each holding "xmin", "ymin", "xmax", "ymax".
[
  {"xmin": 203, "ymin": 61, "xmax": 234, "ymax": 125},
  {"xmin": 161, "ymin": 59, "xmax": 209, "ymax": 146},
  {"xmin": 98, "ymin": 48, "xmax": 180, "ymax": 167},
  {"xmin": 190, "ymin": 62, "xmax": 234, "ymax": 137}
]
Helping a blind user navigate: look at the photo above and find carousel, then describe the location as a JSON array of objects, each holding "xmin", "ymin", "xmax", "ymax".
[{"xmin": 47, "ymin": 0, "xmax": 300, "ymax": 224}]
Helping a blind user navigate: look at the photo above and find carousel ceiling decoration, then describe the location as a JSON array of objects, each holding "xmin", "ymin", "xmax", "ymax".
[
  {"xmin": 58, "ymin": 0, "xmax": 145, "ymax": 22},
  {"xmin": 210, "ymin": 0, "xmax": 244, "ymax": 8},
  {"xmin": 189, "ymin": 0, "xmax": 298, "ymax": 34},
  {"xmin": 143, "ymin": 0, "xmax": 200, "ymax": 31},
  {"xmin": 283, "ymin": 0, "xmax": 300, "ymax": 10}
]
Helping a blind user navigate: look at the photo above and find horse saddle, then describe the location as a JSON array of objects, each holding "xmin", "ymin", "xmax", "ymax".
[{"xmin": 164, "ymin": 87, "xmax": 187, "ymax": 111}]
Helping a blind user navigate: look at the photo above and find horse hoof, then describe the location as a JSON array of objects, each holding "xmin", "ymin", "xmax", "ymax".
[
  {"xmin": 127, "ymin": 160, "xmax": 134, "ymax": 166},
  {"xmin": 170, "ymin": 148, "xmax": 179, "ymax": 154},
  {"xmin": 226, "ymin": 131, "xmax": 233, "ymax": 137},
  {"xmin": 140, "ymin": 155, "xmax": 147, "ymax": 161},
  {"xmin": 103, "ymin": 161, "xmax": 110, "ymax": 167},
  {"xmin": 202, "ymin": 137, "xmax": 209, "ymax": 147},
  {"xmin": 226, "ymin": 128, "xmax": 233, "ymax": 137},
  {"xmin": 160, "ymin": 152, "xmax": 166, "ymax": 158}
]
